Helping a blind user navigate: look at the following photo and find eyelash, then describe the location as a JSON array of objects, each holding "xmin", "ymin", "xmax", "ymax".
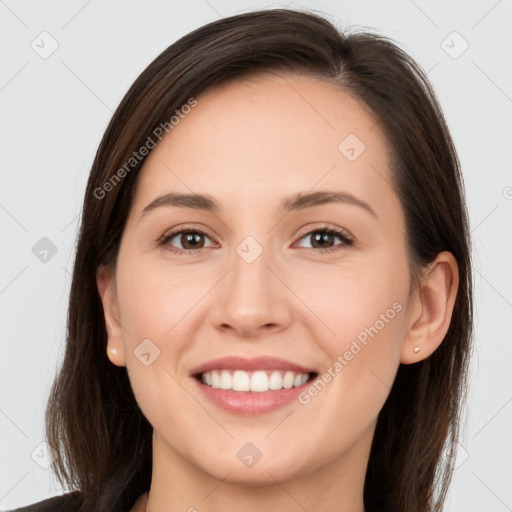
[{"xmin": 157, "ymin": 225, "xmax": 354, "ymax": 255}]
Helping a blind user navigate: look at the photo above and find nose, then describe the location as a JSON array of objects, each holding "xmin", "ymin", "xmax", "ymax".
[{"xmin": 210, "ymin": 241, "xmax": 293, "ymax": 339}]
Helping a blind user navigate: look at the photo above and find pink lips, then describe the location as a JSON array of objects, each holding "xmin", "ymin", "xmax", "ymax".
[
  {"xmin": 190, "ymin": 356, "xmax": 318, "ymax": 416},
  {"xmin": 189, "ymin": 355, "xmax": 317, "ymax": 376}
]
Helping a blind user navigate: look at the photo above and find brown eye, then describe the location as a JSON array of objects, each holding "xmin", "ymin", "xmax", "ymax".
[
  {"xmin": 158, "ymin": 225, "xmax": 353, "ymax": 255},
  {"xmin": 160, "ymin": 229, "xmax": 215, "ymax": 253},
  {"xmin": 295, "ymin": 227, "xmax": 353, "ymax": 253}
]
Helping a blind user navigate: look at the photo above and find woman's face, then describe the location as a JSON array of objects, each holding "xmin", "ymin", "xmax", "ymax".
[{"xmin": 100, "ymin": 73, "xmax": 416, "ymax": 486}]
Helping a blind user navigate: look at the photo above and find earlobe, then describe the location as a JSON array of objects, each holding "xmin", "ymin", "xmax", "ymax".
[
  {"xmin": 400, "ymin": 251, "xmax": 459, "ymax": 364},
  {"xmin": 96, "ymin": 266, "xmax": 127, "ymax": 367}
]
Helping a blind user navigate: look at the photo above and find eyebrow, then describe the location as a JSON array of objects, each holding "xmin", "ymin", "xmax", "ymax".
[{"xmin": 139, "ymin": 190, "xmax": 377, "ymax": 219}]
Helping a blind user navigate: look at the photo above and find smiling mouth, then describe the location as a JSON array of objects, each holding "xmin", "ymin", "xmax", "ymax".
[{"xmin": 194, "ymin": 369, "xmax": 318, "ymax": 393}]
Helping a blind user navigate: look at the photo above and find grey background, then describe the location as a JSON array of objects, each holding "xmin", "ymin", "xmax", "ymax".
[{"xmin": 1, "ymin": 0, "xmax": 511, "ymax": 510}]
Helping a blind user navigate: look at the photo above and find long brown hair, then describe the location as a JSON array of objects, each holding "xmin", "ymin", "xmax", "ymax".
[{"xmin": 44, "ymin": 8, "xmax": 473, "ymax": 512}]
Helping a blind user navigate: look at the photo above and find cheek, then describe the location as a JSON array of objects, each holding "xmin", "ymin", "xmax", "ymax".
[
  {"xmin": 116, "ymin": 254, "xmax": 211, "ymax": 342},
  {"xmin": 304, "ymin": 259, "xmax": 407, "ymax": 396},
  {"xmin": 114, "ymin": 258, "xmax": 204, "ymax": 424},
  {"xmin": 112, "ymin": 256, "xmax": 206, "ymax": 410},
  {"xmin": 299, "ymin": 257, "xmax": 407, "ymax": 342}
]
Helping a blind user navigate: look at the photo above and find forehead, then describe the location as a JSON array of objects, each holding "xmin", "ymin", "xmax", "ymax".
[{"xmin": 132, "ymin": 73, "xmax": 393, "ymax": 217}]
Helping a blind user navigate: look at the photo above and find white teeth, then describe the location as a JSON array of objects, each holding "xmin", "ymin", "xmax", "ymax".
[
  {"xmin": 200, "ymin": 369, "xmax": 310, "ymax": 392},
  {"xmin": 269, "ymin": 370, "xmax": 282, "ymax": 390},
  {"xmin": 250, "ymin": 371, "xmax": 268, "ymax": 392},
  {"xmin": 219, "ymin": 370, "xmax": 232, "ymax": 390},
  {"xmin": 232, "ymin": 370, "xmax": 250, "ymax": 391},
  {"xmin": 282, "ymin": 371, "xmax": 294, "ymax": 389}
]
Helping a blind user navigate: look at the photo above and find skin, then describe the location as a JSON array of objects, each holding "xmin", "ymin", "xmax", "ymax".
[{"xmin": 97, "ymin": 72, "xmax": 459, "ymax": 512}]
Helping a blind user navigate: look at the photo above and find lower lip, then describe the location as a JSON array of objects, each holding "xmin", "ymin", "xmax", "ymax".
[{"xmin": 192, "ymin": 376, "xmax": 314, "ymax": 415}]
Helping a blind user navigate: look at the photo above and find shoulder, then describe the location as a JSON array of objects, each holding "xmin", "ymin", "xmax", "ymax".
[{"xmin": 6, "ymin": 491, "xmax": 83, "ymax": 512}]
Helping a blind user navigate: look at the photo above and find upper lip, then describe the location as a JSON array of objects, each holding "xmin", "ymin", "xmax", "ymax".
[{"xmin": 190, "ymin": 356, "xmax": 317, "ymax": 376}]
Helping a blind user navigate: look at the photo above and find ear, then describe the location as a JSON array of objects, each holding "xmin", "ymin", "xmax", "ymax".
[
  {"xmin": 97, "ymin": 265, "xmax": 127, "ymax": 366},
  {"xmin": 401, "ymin": 251, "xmax": 459, "ymax": 364}
]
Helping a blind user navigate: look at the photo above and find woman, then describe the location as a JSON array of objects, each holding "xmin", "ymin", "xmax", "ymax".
[{"xmin": 10, "ymin": 7, "xmax": 472, "ymax": 512}]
